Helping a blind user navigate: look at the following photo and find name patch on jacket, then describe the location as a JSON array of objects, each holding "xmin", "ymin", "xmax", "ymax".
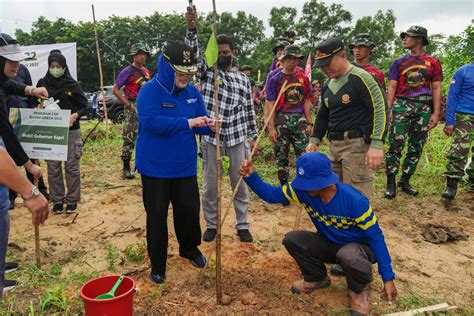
[{"xmin": 161, "ymin": 103, "xmax": 175, "ymax": 108}]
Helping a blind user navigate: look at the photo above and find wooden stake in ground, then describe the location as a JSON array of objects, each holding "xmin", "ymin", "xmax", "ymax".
[
  {"xmin": 33, "ymin": 161, "xmax": 41, "ymax": 269},
  {"xmin": 91, "ymin": 4, "xmax": 109, "ymax": 139},
  {"xmin": 209, "ymin": 0, "xmax": 223, "ymax": 305}
]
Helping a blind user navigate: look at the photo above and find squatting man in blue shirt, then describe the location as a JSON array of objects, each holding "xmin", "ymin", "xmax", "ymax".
[{"xmin": 239, "ymin": 152, "xmax": 397, "ymax": 316}]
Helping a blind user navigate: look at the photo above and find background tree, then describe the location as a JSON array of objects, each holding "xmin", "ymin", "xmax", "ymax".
[
  {"xmin": 296, "ymin": 0, "xmax": 352, "ymax": 50},
  {"xmin": 348, "ymin": 10, "xmax": 397, "ymax": 65},
  {"xmin": 269, "ymin": 6, "xmax": 298, "ymax": 40}
]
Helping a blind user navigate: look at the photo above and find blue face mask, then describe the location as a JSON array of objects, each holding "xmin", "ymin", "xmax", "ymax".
[{"xmin": 49, "ymin": 67, "xmax": 65, "ymax": 78}]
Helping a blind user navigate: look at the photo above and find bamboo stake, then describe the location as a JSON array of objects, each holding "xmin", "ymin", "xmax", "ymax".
[
  {"xmin": 200, "ymin": 80, "xmax": 289, "ymax": 280},
  {"xmin": 91, "ymin": 4, "xmax": 109, "ymax": 139},
  {"xmin": 33, "ymin": 161, "xmax": 41, "ymax": 269},
  {"xmin": 208, "ymin": 0, "xmax": 223, "ymax": 305}
]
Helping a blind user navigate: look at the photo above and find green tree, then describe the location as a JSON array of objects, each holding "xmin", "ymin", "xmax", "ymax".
[
  {"xmin": 296, "ymin": 0, "xmax": 352, "ymax": 49},
  {"xmin": 205, "ymin": 11, "xmax": 265, "ymax": 58},
  {"xmin": 349, "ymin": 10, "xmax": 398, "ymax": 65},
  {"xmin": 269, "ymin": 6, "xmax": 298, "ymax": 39}
]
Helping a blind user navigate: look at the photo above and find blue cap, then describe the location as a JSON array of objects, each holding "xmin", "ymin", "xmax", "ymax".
[{"xmin": 291, "ymin": 152, "xmax": 339, "ymax": 191}]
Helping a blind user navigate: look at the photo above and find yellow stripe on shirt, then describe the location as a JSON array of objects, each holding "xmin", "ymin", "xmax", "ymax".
[
  {"xmin": 281, "ymin": 184, "xmax": 294, "ymax": 203},
  {"xmin": 288, "ymin": 184, "xmax": 300, "ymax": 204},
  {"xmin": 358, "ymin": 214, "xmax": 377, "ymax": 230},
  {"xmin": 355, "ymin": 206, "xmax": 373, "ymax": 223},
  {"xmin": 351, "ymin": 67, "xmax": 386, "ymax": 141}
]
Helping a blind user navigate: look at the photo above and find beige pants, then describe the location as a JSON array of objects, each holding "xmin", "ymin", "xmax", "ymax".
[{"xmin": 328, "ymin": 137, "xmax": 374, "ymax": 198}]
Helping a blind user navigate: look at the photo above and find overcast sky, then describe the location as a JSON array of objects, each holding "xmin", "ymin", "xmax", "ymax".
[{"xmin": 1, "ymin": 0, "xmax": 472, "ymax": 38}]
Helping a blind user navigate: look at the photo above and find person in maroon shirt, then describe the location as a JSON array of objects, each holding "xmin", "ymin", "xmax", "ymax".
[
  {"xmin": 349, "ymin": 33, "xmax": 385, "ymax": 88},
  {"xmin": 113, "ymin": 43, "xmax": 152, "ymax": 179},
  {"xmin": 384, "ymin": 26, "xmax": 442, "ymax": 198}
]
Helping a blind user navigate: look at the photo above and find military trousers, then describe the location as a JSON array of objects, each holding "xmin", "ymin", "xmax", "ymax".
[
  {"xmin": 385, "ymin": 98, "xmax": 432, "ymax": 176},
  {"xmin": 445, "ymin": 112, "xmax": 473, "ymax": 179},
  {"xmin": 121, "ymin": 102, "xmax": 138, "ymax": 161},
  {"xmin": 274, "ymin": 112, "xmax": 308, "ymax": 182}
]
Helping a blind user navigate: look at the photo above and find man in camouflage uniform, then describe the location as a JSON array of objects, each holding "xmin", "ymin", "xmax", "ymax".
[
  {"xmin": 265, "ymin": 45, "xmax": 312, "ymax": 194},
  {"xmin": 113, "ymin": 43, "xmax": 152, "ymax": 179},
  {"xmin": 442, "ymin": 62, "xmax": 474, "ymax": 199},
  {"xmin": 384, "ymin": 26, "xmax": 443, "ymax": 198},
  {"xmin": 349, "ymin": 33, "xmax": 386, "ymax": 87}
]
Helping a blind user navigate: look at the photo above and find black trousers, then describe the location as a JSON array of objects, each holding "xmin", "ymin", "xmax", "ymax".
[
  {"xmin": 282, "ymin": 230, "xmax": 375, "ymax": 293},
  {"xmin": 141, "ymin": 175, "xmax": 202, "ymax": 277}
]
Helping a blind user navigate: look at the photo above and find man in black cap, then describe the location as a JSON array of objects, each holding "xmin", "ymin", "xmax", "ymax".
[
  {"xmin": 113, "ymin": 42, "xmax": 152, "ymax": 179},
  {"xmin": 349, "ymin": 33, "xmax": 385, "ymax": 87},
  {"xmin": 384, "ymin": 26, "xmax": 442, "ymax": 198},
  {"xmin": 265, "ymin": 45, "xmax": 313, "ymax": 192},
  {"xmin": 307, "ymin": 37, "xmax": 387, "ymax": 199},
  {"xmin": 307, "ymin": 38, "xmax": 387, "ymax": 279},
  {"xmin": 185, "ymin": 5, "xmax": 258, "ymax": 243}
]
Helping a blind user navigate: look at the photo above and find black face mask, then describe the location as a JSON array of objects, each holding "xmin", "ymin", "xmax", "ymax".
[{"xmin": 217, "ymin": 55, "xmax": 232, "ymax": 69}]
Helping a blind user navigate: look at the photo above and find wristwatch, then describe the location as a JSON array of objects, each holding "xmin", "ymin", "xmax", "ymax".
[{"xmin": 22, "ymin": 186, "xmax": 40, "ymax": 201}]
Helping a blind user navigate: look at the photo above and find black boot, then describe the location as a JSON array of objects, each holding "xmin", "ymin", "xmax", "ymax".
[
  {"xmin": 398, "ymin": 173, "xmax": 418, "ymax": 196},
  {"xmin": 384, "ymin": 175, "xmax": 396, "ymax": 199},
  {"xmin": 442, "ymin": 177, "xmax": 458, "ymax": 199},
  {"xmin": 122, "ymin": 159, "xmax": 135, "ymax": 179},
  {"xmin": 278, "ymin": 169, "xmax": 290, "ymax": 206}
]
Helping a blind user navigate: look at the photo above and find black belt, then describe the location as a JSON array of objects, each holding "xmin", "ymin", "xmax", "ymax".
[
  {"xmin": 276, "ymin": 111, "xmax": 304, "ymax": 116},
  {"xmin": 328, "ymin": 130, "xmax": 364, "ymax": 141}
]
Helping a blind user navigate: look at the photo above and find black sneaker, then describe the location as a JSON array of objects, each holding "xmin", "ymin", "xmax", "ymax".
[
  {"xmin": 52, "ymin": 204, "xmax": 64, "ymax": 214},
  {"xmin": 203, "ymin": 228, "xmax": 217, "ymax": 242},
  {"xmin": 2, "ymin": 279, "xmax": 18, "ymax": 292},
  {"xmin": 5, "ymin": 262, "xmax": 18, "ymax": 273},
  {"xmin": 66, "ymin": 204, "xmax": 77, "ymax": 214},
  {"xmin": 237, "ymin": 229, "xmax": 253, "ymax": 242}
]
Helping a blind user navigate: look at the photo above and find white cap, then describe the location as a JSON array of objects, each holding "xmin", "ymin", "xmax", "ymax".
[{"xmin": 0, "ymin": 37, "xmax": 28, "ymax": 61}]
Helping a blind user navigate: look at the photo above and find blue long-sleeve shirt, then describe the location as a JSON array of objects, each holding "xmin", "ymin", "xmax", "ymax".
[
  {"xmin": 135, "ymin": 54, "xmax": 210, "ymax": 178},
  {"xmin": 244, "ymin": 172, "xmax": 395, "ymax": 282},
  {"xmin": 446, "ymin": 63, "xmax": 474, "ymax": 125}
]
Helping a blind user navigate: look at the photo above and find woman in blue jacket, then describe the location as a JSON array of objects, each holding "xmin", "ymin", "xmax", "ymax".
[{"xmin": 136, "ymin": 41, "xmax": 214, "ymax": 284}]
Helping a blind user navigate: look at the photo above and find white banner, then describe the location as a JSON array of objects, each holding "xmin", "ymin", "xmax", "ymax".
[
  {"xmin": 10, "ymin": 108, "xmax": 71, "ymax": 161},
  {"xmin": 20, "ymin": 43, "xmax": 77, "ymax": 87}
]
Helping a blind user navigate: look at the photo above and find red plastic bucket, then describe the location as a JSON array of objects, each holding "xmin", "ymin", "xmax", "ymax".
[{"xmin": 80, "ymin": 275, "xmax": 136, "ymax": 316}]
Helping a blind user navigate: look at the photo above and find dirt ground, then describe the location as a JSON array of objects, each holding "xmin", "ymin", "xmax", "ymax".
[{"xmin": 5, "ymin": 150, "xmax": 474, "ymax": 315}]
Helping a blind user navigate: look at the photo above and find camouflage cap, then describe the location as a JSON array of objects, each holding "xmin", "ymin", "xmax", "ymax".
[
  {"xmin": 400, "ymin": 25, "xmax": 429, "ymax": 45},
  {"xmin": 241, "ymin": 64, "xmax": 252, "ymax": 71},
  {"xmin": 129, "ymin": 42, "xmax": 150, "ymax": 56},
  {"xmin": 279, "ymin": 44, "xmax": 303, "ymax": 60},
  {"xmin": 349, "ymin": 33, "xmax": 376, "ymax": 49},
  {"xmin": 278, "ymin": 30, "xmax": 296, "ymax": 44},
  {"xmin": 272, "ymin": 40, "xmax": 290, "ymax": 55}
]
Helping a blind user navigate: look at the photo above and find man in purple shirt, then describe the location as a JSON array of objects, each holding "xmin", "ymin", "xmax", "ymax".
[
  {"xmin": 384, "ymin": 26, "xmax": 443, "ymax": 198},
  {"xmin": 265, "ymin": 45, "xmax": 312, "ymax": 192},
  {"xmin": 113, "ymin": 43, "xmax": 152, "ymax": 179}
]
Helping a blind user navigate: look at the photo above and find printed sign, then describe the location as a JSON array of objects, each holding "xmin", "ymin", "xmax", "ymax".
[{"xmin": 10, "ymin": 108, "xmax": 71, "ymax": 161}]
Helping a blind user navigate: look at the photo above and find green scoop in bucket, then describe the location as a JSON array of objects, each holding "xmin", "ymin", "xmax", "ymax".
[{"xmin": 96, "ymin": 276, "xmax": 125, "ymax": 300}]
